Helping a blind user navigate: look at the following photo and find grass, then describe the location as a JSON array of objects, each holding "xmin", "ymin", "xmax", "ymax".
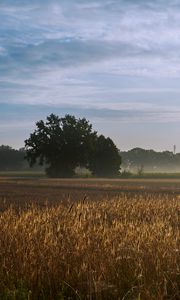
[
  {"xmin": 2, "ymin": 170, "xmax": 180, "ymax": 179},
  {"xmin": 0, "ymin": 171, "xmax": 45, "ymax": 178},
  {"xmin": 120, "ymin": 171, "xmax": 180, "ymax": 179},
  {"xmin": 0, "ymin": 183, "xmax": 179, "ymax": 299}
]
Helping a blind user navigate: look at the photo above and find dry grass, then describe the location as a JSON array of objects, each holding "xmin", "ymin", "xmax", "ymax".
[{"xmin": 0, "ymin": 193, "xmax": 179, "ymax": 299}]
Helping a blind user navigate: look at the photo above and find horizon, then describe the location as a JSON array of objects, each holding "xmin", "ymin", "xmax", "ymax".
[
  {"xmin": 1, "ymin": 0, "xmax": 180, "ymax": 151},
  {"xmin": 1, "ymin": 141, "xmax": 178, "ymax": 154}
]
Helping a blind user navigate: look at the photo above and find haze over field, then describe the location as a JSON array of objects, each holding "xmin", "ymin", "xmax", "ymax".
[{"xmin": 1, "ymin": 0, "xmax": 180, "ymax": 151}]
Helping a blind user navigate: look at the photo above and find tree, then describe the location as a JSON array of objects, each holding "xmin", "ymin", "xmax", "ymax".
[
  {"xmin": 25, "ymin": 114, "xmax": 122, "ymax": 178},
  {"xmin": 0, "ymin": 145, "xmax": 25, "ymax": 171},
  {"xmin": 25, "ymin": 114, "xmax": 97, "ymax": 177},
  {"xmin": 89, "ymin": 135, "xmax": 121, "ymax": 177}
]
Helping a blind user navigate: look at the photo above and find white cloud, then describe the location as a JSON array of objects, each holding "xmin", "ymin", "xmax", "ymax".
[{"xmin": 1, "ymin": 0, "xmax": 180, "ymax": 122}]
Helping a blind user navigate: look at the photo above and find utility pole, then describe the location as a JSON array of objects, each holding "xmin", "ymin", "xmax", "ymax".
[{"xmin": 173, "ymin": 145, "xmax": 176, "ymax": 155}]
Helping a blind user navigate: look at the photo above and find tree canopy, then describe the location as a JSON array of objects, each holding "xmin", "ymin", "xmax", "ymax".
[
  {"xmin": 0, "ymin": 145, "xmax": 25, "ymax": 171},
  {"xmin": 24, "ymin": 114, "xmax": 121, "ymax": 177},
  {"xmin": 121, "ymin": 148, "xmax": 179, "ymax": 173},
  {"xmin": 90, "ymin": 135, "xmax": 121, "ymax": 177}
]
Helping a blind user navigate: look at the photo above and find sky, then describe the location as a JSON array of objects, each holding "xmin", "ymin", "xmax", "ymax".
[{"xmin": 1, "ymin": 0, "xmax": 180, "ymax": 151}]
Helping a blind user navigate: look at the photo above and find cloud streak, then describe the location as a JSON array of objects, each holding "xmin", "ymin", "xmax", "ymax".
[{"xmin": 1, "ymin": 0, "xmax": 180, "ymax": 149}]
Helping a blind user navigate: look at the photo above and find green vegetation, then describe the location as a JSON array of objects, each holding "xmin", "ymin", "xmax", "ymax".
[
  {"xmin": 2, "ymin": 170, "xmax": 180, "ymax": 179},
  {"xmin": 0, "ymin": 145, "xmax": 42, "ymax": 172},
  {"xmin": 121, "ymin": 147, "xmax": 180, "ymax": 173},
  {"xmin": 0, "ymin": 171, "xmax": 45, "ymax": 178},
  {"xmin": 120, "ymin": 170, "xmax": 180, "ymax": 179},
  {"xmin": 0, "ymin": 145, "xmax": 25, "ymax": 171},
  {"xmin": 25, "ymin": 114, "xmax": 121, "ymax": 178},
  {"xmin": 1, "ymin": 139, "xmax": 180, "ymax": 177}
]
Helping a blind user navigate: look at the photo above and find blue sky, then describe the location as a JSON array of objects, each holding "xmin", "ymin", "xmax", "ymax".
[{"xmin": 1, "ymin": 0, "xmax": 180, "ymax": 151}]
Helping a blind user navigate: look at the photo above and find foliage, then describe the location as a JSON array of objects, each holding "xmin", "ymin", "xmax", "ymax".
[
  {"xmin": 24, "ymin": 114, "xmax": 121, "ymax": 178},
  {"xmin": 25, "ymin": 114, "xmax": 97, "ymax": 177},
  {"xmin": 120, "ymin": 170, "xmax": 133, "ymax": 178},
  {"xmin": 0, "ymin": 145, "xmax": 24, "ymax": 171},
  {"xmin": 137, "ymin": 164, "xmax": 144, "ymax": 176},
  {"xmin": 3, "ymin": 142, "xmax": 180, "ymax": 175},
  {"xmin": 121, "ymin": 147, "xmax": 180, "ymax": 173},
  {"xmin": 89, "ymin": 135, "xmax": 121, "ymax": 177}
]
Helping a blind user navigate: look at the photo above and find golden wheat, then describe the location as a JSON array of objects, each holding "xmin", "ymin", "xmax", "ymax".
[{"xmin": 0, "ymin": 194, "xmax": 179, "ymax": 299}]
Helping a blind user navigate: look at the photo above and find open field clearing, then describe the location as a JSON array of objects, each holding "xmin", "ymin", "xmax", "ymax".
[
  {"xmin": 0, "ymin": 178, "xmax": 179, "ymax": 299},
  {"xmin": 2, "ymin": 177, "xmax": 180, "ymax": 196},
  {"xmin": 1, "ymin": 178, "xmax": 180, "ymax": 209}
]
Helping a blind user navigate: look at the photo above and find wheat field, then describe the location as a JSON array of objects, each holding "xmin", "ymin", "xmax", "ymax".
[{"xmin": 0, "ymin": 182, "xmax": 179, "ymax": 300}]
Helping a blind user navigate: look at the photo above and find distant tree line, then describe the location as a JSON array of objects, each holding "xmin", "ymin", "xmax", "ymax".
[
  {"xmin": 1, "ymin": 145, "xmax": 180, "ymax": 174},
  {"xmin": 0, "ymin": 145, "xmax": 25, "ymax": 171},
  {"xmin": 1, "ymin": 120, "xmax": 180, "ymax": 175},
  {"xmin": 121, "ymin": 148, "xmax": 180, "ymax": 173}
]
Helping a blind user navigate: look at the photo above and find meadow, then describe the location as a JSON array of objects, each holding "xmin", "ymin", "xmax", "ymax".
[{"xmin": 0, "ymin": 178, "xmax": 179, "ymax": 299}]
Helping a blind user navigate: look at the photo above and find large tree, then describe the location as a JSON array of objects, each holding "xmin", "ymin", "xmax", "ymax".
[
  {"xmin": 25, "ymin": 114, "xmax": 97, "ymax": 177},
  {"xmin": 25, "ymin": 114, "xmax": 121, "ymax": 178},
  {"xmin": 89, "ymin": 135, "xmax": 121, "ymax": 177}
]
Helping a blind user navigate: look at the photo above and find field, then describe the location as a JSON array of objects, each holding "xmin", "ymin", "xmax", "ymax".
[{"xmin": 0, "ymin": 178, "xmax": 179, "ymax": 300}]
